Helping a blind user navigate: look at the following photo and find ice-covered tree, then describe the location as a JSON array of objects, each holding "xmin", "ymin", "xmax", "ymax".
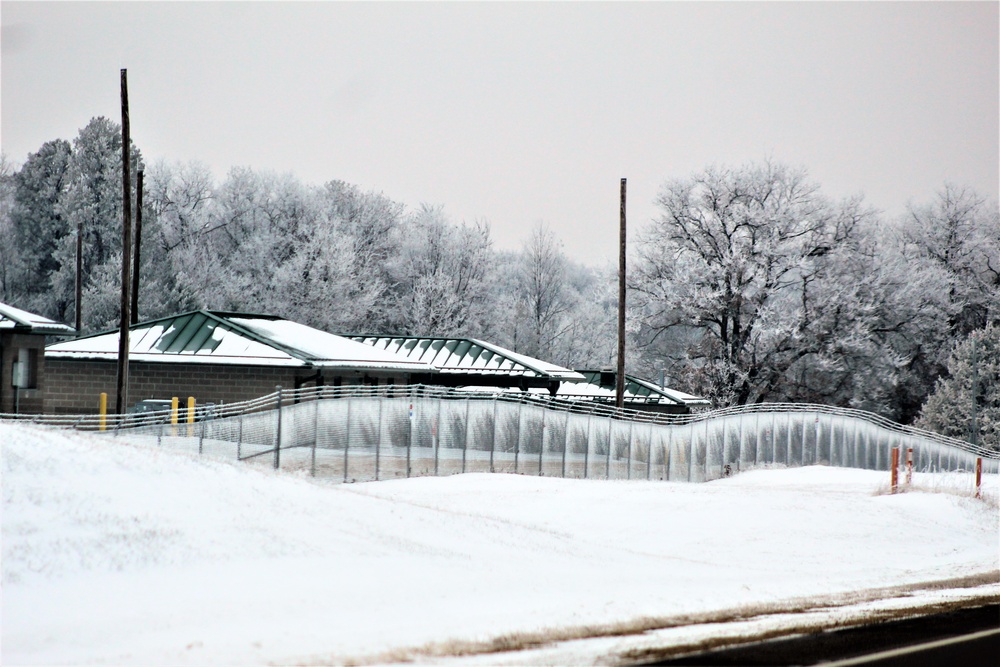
[
  {"xmin": 0, "ymin": 153, "xmax": 19, "ymax": 302},
  {"xmin": 387, "ymin": 204, "xmax": 494, "ymax": 336},
  {"xmin": 901, "ymin": 186, "xmax": 1000, "ymax": 334},
  {"xmin": 917, "ymin": 325, "xmax": 1000, "ymax": 452},
  {"xmin": 633, "ymin": 162, "xmax": 877, "ymax": 406},
  {"xmin": 51, "ymin": 117, "xmax": 143, "ymax": 331},
  {"xmin": 513, "ymin": 223, "xmax": 573, "ymax": 360},
  {"xmin": 6, "ymin": 140, "xmax": 71, "ymax": 317}
]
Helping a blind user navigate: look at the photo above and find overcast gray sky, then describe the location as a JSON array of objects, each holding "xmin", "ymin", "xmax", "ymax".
[{"xmin": 2, "ymin": 1, "xmax": 997, "ymax": 264}]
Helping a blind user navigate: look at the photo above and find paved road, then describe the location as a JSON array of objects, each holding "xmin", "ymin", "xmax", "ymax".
[{"xmin": 641, "ymin": 603, "xmax": 999, "ymax": 666}]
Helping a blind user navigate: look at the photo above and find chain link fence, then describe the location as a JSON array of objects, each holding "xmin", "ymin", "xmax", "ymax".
[{"xmin": 4, "ymin": 385, "xmax": 997, "ymax": 482}]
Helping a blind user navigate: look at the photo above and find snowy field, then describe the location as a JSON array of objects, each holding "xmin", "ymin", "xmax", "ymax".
[{"xmin": 2, "ymin": 422, "xmax": 998, "ymax": 666}]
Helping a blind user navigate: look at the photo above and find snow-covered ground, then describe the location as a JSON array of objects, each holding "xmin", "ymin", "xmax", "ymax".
[{"xmin": 2, "ymin": 422, "xmax": 997, "ymax": 666}]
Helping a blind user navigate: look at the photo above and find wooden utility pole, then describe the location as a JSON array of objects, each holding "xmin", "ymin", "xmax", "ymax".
[
  {"xmin": 115, "ymin": 68, "xmax": 132, "ymax": 415},
  {"xmin": 75, "ymin": 220, "xmax": 82, "ymax": 333},
  {"xmin": 616, "ymin": 178, "xmax": 627, "ymax": 410},
  {"xmin": 130, "ymin": 169, "xmax": 143, "ymax": 325}
]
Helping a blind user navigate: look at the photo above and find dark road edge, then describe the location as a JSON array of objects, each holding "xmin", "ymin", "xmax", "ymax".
[{"xmin": 631, "ymin": 602, "xmax": 1000, "ymax": 666}]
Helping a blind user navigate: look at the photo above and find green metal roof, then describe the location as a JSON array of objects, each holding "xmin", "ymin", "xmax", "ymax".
[
  {"xmin": 348, "ymin": 335, "xmax": 585, "ymax": 381},
  {"xmin": 571, "ymin": 370, "xmax": 710, "ymax": 406},
  {"xmin": 45, "ymin": 311, "xmax": 434, "ymax": 372}
]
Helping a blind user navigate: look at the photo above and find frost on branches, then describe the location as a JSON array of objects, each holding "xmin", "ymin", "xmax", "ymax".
[{"xmin": 918, "ymin": 325, "xmax": 1000, "ymax": 452}]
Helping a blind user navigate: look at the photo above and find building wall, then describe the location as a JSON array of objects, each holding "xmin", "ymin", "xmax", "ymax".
[
  {"xmin": 43, "ymin": 359, "xmax": 303, "ymax": 415},
  {"xmin": 1, "ymin": 332, "xmax": 49, "ymax": 415},
  {"xmin": 43, "ymin": 359, "xmax": 411, "ymax": 414}
]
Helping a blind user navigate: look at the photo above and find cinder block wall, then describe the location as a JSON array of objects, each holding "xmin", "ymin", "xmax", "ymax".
[
  {"xmin": 1, "ymin": 332, "xmax": 49, "ymax": 415},
  {"xmin": 44, "ymin": 359, "xmax": 300, "ymax": 414}
]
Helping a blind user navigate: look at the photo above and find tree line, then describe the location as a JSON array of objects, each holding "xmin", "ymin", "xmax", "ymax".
[{"xmin": 1, "ymin": 118, "xmax": 997, "ymax": 447}]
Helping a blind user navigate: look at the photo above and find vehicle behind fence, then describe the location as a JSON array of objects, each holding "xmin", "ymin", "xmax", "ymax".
[{"xmin": 4, "ymin": 385, "xmax": 997, "ymax": 482}]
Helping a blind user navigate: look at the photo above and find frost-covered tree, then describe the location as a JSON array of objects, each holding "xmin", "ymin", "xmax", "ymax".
[
  {"xmin": 633, "ymin": 162, "xmax": 876, "ymax": 406},
  {"xmin": 0, "ymin": 153, "xmax": 19, "ymax": 301},
  {"xmin": 555, "ymin": 262, "xmax": 618, "ymax": 369},
  {"xmin": 6, "ymin": 140, "xmax": 71, "ymax": 317},
  {"xmin": 387, "ymin": 204, "xmax": 494, "ymax": 336},
  {"xmin": 901, "ymin": 186, "xmax": 1000, "ymax": 334},
  {"xmin": 917, "ymin": 325, "xmax": 1000, "ymax": 452},
  {"xmin": 513, "ymin": 223, "xmax": 573, "ymax": 360},
  {"xmin": 51, "ymin": 118, "xmax": 143, "ymax": 331},
  {"xmin": 143, "ymin": 159, "xmax": 216, "ymax": 317}
]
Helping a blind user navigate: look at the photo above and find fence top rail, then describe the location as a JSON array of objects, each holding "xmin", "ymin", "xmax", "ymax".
[{"xmin": 1, "ymin": 383, "xmax": 995, "ymax": 459}]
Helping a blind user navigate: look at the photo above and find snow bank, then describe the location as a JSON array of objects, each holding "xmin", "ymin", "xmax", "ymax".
[{"xmin": 2, "ymin": 423, "xmax": 997, "ymax": 666}]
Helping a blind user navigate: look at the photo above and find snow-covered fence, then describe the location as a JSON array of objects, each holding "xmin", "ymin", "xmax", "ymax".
[{"xmin": 4, "ymin": 385, "xmax": 997, "ymax": 482}]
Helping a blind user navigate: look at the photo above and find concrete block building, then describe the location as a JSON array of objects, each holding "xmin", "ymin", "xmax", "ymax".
[{"xmin": 0, "ymin": 302, "xmax": 75, "ymax": 414}]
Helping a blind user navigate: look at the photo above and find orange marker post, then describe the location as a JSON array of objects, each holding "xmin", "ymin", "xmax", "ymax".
[
  {"xmin": 975, "ymin": 458, "xmax": 983, "ymax": 499},
  {"xmin": 906, "ymin": 447, "xmax": 913, "ymax": 486},
  {"xmin": 890, "ymin": 447, "xmax": 900, "ymax": 494},
  {"xmin": 187, "ymin": 397, "xmax": 195, "ymax": 437}
]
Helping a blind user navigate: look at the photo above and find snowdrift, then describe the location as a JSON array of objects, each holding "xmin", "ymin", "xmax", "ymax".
[{"xmin": 2, "ymin": 422, "xmax": 997, "ymax": 666}]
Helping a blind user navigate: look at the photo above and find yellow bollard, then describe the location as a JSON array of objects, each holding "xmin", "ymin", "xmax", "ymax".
[
  {"xmin": 187, "ymin": 396, "xmax": 195, "ymax": 436},
  {"xmin": 171, "ymin": 397, "xmax": 179, "ymax": 436},
  {"xmin": 99, "ymin": 392, "xmax": 107, "ymax": 431}
]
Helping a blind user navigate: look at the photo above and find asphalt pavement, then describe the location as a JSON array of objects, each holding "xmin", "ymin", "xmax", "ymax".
[{"xmin": 639, "ymin": 603, "xmax": 999, "ymax": 666}]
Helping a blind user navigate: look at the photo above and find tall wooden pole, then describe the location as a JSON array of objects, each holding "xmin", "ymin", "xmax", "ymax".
[
  {"xmin": 75, "ymin": 220, "xmax": 82, "ymax": 333},
  {"xmin": 115, "ymin": 68, "xmax": 132, "ymax": 415},
  {"xmin": 616, "ymin": 178, "xmax": 627, "ymax": 410},
  {"xmin": 130, "ymin": 169, "xmax": 143, "ymax": 325}
]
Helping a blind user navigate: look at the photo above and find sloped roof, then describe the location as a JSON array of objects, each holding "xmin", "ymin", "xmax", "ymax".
[
  {"xmin": 455, "ymin": 371, "xmax": 709, "ymax": 406},
  {"xmin": 45, "ymin": 311, "xmax": 433, "ymax": 372},
  {"xmin": 0, "ymin": 302, "xmax": 75, "ymax": 335},
  {"xmin": 572, "ymin": 370, "xmax": 711, "ymax": 406},
  {"xmin": 347, "ymin": 335, "xmax": 585, "ymax": 382}
]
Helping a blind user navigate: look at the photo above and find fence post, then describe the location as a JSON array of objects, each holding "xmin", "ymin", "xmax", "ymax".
[
  {"xmin": 721, "ymin": 416, "xmax": 728, "ymax": 477},
  {"xmin": 664, "ymin": 427, "xmax": 672, "ymax": 481},
  {"xmin": 538, "ymin": 405, "xmax": 546, "ymax": 476},
  {"xmin": 905, "ymin": 447, "xmax": 913, "ymax": 486},
  {"xmin": 627, "ymin": 418, "xmax": 634, "ymax": 480},
  {"xmin": 561, "ymin": 412, "xmax": 569, "ymax": 479},
  {"xmin": 274, "ymin": 386, "xmax": 282, "ymax": 470},
  {"xmin": 435, "ymin": 396, "xmax": 442, "ymax": 477},
  {"xmin": 407, "ymin": 402, "xmax": 413, "ymax": 478},
  {"xmin": 584, "ymin": 412, "xmax": 592, "ymax": 479},
  {"xmin": 462, "ymin": 399, "xmax": 470, "ymax": 474},
  {"xmin": 890, "ymin": 447, "xmax": 899, "ymax": 494},
  {"xmin": 975, "ymin": 458, "xmax": 983, "ymax": 499},
  {"xmin": 237, "ymin": 414, "xmax": 243, "ymax": 460},
  {"xmin": 344, "ymin": 395, "xmax": 352, "ymax": 483},
  {"xmin": 375, "ymin": 395, "xmax": 382, "ymax": 481},
  {"xmin": 515, "ymin": 400, "xmax": 522, "ymax": 474},
  {"xmin": 606, "ymin": 414, "xmax": 613, "ymax": 480},
  {"xmin": 187, "ymin": 397, "xmax": 195, "ymax": 438},
  {"xmin": 688, "ymin": 421, "xmax": 695, "ymax": 482},
  {"xmin": 646, "ymin": 424, "xmax": 653, "ymax": 480},
  {"xmin": 311, "ymin": 395, "xmax": 319, "ymax": 477},
  {"xmin": 490, "ymin": 400, "xmax": 498, "ymax": 473}
]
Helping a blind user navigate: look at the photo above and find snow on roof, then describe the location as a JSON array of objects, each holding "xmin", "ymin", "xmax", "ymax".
[
  {"xmin": 0, "ymin": 302, "xmax": 75, "ymax": 335},
  {"xmin": 228, "ymin": 317, "xmax": 433, "ymax": 371},
  {"xmin": 347, "ymin": 335, "xmax": 586, "ymax": 381},
  {"xmin": 46, "ymin": 311, "xmax": 433, "ymax": 372},
  {"xmin": 455, "ymin": 370, "xmax": 710, "ymax": 406}
]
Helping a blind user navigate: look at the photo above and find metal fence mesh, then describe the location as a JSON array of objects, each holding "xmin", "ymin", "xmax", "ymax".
[{"xmin": 5, "ymin": 385, "xmax": 997, "ymax": 482}]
